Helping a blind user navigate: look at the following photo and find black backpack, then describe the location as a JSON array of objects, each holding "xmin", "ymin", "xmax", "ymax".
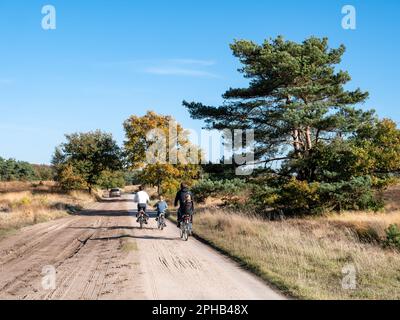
[
  {"xmin": 179, "ymin": 189, "xmax": 192, "ymax": 205},
  {"xmin": 183, "ymin": 200, "xmax": 194, "ymax": 215}
]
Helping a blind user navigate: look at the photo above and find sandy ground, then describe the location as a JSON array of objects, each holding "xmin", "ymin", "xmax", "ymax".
[{"xmin": 0, "ymin": 195, "xmax": 285, "ymax": 300}]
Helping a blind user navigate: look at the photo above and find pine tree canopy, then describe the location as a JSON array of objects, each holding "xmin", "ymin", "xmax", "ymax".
[{"xmin": 183, "ymin": 36, "xmax": 376, "ymax": 173}]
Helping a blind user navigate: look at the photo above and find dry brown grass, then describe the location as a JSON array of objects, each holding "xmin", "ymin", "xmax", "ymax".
[
  {"xmin": 316, "ymin": 184, "xmax": 400, "ymax": 242},
  {"xmin": 382, "ymin": 184, "xmax": 400, "ymax": 212},
  {"xmin": 323, "ymin": 211, "xmax": 400, "ymax": 242},
  {"xmin": 0, "ymin": 190, "xmax": 95, "ymax": 236},
  {"xmin": 122, "ymin": 185, "xmax": 139, "ymax": 194},
  {"xmin": 192, "ymin": 209, "xmax": 400, "ymax": 300},
  {"xmin": 0, "ymin": 181, "xmax": 58, "ymax": 193}
]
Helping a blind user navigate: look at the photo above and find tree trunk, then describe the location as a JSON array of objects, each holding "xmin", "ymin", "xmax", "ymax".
[
  {"xmin": 292, "ymin": 129, "xmax": 301, "ymax": 156},
  {"xmin": 305, "ymin": 126, "xmax": 312, "ymax": 151},
  {"xmin": 315, "ymin": 129, "xmax": 320, "ymax": 145},
  {"xmin": 157, "ymin": 177, "xmax": 162, "ymax": 196}
]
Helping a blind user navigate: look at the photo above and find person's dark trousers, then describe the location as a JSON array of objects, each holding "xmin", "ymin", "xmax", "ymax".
[
  {"xmin": 157, "ymin": 211, "xmax": 165, "ymax": 218},
  {"xmin": 137, "ymin": 204, "xmax": 149, "ymax": 219},
  {"xmin": 156, "ymin": 211, "xmax": 167, "ymax": 225},
  {"xmin": 177, "ymin": 208, "xmax": 182, "ymax": 227}
]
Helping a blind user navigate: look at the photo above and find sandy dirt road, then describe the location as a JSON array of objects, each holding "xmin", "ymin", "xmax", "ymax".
[{"xmin": 0, "ymin": 195, "xmax": 285, "ymax": 300}]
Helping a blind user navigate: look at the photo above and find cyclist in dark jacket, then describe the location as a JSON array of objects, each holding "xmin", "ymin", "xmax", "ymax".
[{"xmin": 174, "ymin": 183, "xmax": 194, "ymax": 227}]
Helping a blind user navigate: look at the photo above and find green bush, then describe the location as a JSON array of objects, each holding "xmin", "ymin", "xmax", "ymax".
[
  {"xmin": 250, "ymin": 184, "xmax": 279, "ymax": 207},
  {"xmin": 192, "ymin": 179, "xmax": 247, "ymax": 202},
  {"xmin": 252, "ymin": 176, "xmax": 383, "ymax": 216},
  {"xmin": 274, "ymin": 178, "xmax": 321, "ymax": 215},
  {"xmin": 317, "ymin": 176, "xmax": 383, "ymax": 212},
  {"xmin": 384, "ymin": 224, "xmax": 400, "ymax": 250}
]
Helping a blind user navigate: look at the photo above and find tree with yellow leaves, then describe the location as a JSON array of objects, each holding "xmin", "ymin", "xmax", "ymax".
[{"xmin": 123, "ymin": 111, "xmax": 201, "ymax": 196}]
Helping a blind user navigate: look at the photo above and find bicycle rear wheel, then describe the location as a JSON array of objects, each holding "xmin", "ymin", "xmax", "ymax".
[{"xmin": 183, "ymin": 228, "xmax": 189, "ymax": 241}]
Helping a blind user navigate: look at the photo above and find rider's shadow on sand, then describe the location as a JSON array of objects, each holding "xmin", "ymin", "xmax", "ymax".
[
  {"xmin": 71, "ymin": 209, "xmax": 179, "ymax": 240},
  {"xmin": 98, "ymin": 198, "xmax": 133, "ymax": 203},
  {"xmin": 69, "ymin": 225, "xmax": 179, "ymax": 241},
  {"xmin": 77, "ymin": 209, "xmax": 159, "ymax": 218},
  {"xmin": 90, "ymin": 234, "xmax": 177, "ymax": 241}
]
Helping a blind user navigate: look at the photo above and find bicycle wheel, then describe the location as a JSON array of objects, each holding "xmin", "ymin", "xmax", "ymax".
[
  {"xmin": 139, "ymin": 218, "xmax": 143, "ymax": 229},
  {"xmin": 183, "ymin": 227, "xmax": 189, "ymax": 241}
]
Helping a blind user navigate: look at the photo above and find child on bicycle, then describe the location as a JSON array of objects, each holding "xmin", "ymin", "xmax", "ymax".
[{"xmin": 155, "ymin": 196, "xmax": 168, "ymax": 221}]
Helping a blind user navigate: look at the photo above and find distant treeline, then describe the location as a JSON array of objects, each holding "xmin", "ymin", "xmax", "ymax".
[{"xmin": 0, "ymin": 157, "xmax": 55, "ymax": 182}]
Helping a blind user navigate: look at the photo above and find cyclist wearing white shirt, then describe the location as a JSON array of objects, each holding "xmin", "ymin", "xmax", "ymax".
[{"xmin": 135, "ymin": 185, "xmax": 150, "ymax": 223}]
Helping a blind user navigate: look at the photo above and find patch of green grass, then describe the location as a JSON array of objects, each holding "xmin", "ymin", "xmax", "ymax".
[
  {"xmin": 0, "ymin": 228, "xmax": 18, "ymax": 239},
  {"xmin": 121, "ymin": 239, "xmax": 138, "ymax": 252}
]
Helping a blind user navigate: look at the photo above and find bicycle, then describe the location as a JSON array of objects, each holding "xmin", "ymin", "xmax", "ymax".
[
  {"xmin": 137, "ymin": 209, "xmax": 147, "ymax": 229},
  {"xmin": 157, "ymin": 211, "xmax": 167, "ymax": 230},
  {"xmin": 180, "ymin": 214, "xmax": 192, "ymax": 241}
]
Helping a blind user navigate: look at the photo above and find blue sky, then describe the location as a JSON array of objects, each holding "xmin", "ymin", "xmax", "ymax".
[{"xmin": 0, "ymin": 0, "xmax": 399, "ymax": 164}]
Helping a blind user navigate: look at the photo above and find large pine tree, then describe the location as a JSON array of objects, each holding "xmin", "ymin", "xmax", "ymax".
[{"xmin": 183, "ymin": 36, "xmax": 375, "ymax": 181}]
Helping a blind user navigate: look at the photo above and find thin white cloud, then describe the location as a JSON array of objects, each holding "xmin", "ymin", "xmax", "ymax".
[
  {"xmin": 145, "ymin": 67, "xmax": 219, "ymax": 78},
  {"xmin": 167, "ymin": 59, "xmax": 215, "ymax": 66},
  {"xmin": 96, "ymin": 58, "xmax": 219, "ymax": 78},
  {"xmin": 144, "ymin": 58, "xmax": 218, "ymax": 78}
]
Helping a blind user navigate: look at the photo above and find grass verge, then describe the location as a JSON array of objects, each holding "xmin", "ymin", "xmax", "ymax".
[{"xmin": 186, "ymin": 208, "xmax": 400, "ymax": 300}]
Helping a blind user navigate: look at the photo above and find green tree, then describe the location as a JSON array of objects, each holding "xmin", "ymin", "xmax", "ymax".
[
  {"xmin": 183, "ymin": 36, "xmax": 374, "ymax": 181},
  {"xmin": 57, "ymin": 163, "xmax": 88, "ymax": 191},
  {"xmin": 282, "ymin": 140, "xmax": 359, "ymax": 183},
  {"xmin": 33, "ymin": 164, "xmax": 55, "ymax": 181},
  {"xmin": 183, "ymin": 36, "xmax": 400, "ymax": 215},
  {"xmin": 123, "ymin": 170, "xmax": 141, "ymax": 186},
  {"xmin": 352, "ymin": 118, "xmax": 400, "ymax": 177},
  {"xmin": 200, "ymin": 157, "xmax": 238, "ymax": 180},
  {"xmin": 96, "ymin": 170, "xmax": 126, "ymax": 190},
  {"xmin": 0, "ymin": 157, "xmax": 37, "ymax": 181},
  {"xmin": 52, "ymin": 130, "xmax": 123, "ymax": 192}
]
